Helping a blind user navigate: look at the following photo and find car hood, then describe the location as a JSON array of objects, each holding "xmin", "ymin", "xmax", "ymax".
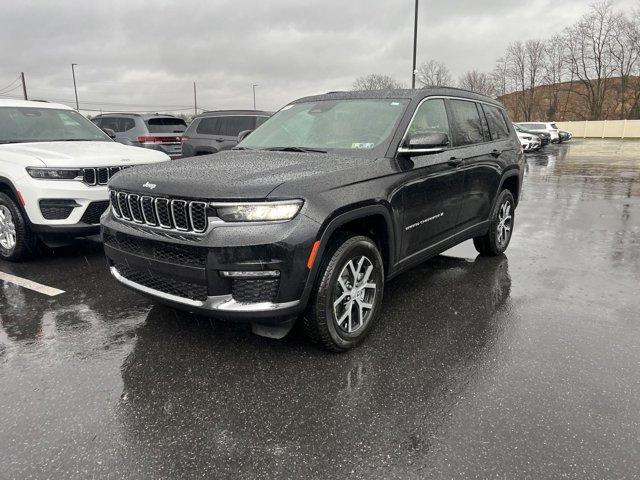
[
  {"xmin": 0, "ymin": 141, "xmax": 169, "ymax": 167},
  {"xmin": 109, "ymin": 149, "xmax": 376, "ymax": 199}
]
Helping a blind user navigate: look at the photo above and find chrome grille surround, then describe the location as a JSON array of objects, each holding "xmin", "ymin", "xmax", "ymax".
[{"xmin": 110, "ymin": 190, "xmax": 210, "ymax": 234}]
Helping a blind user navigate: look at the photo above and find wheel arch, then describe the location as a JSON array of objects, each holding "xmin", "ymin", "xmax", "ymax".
[
  {"xmin": 498, "ymin": 170, "xmax": 521, "ymax": 206},
  {"xmin": 299, "ymin": 203, "xmax": 396, "ymax": 308}
]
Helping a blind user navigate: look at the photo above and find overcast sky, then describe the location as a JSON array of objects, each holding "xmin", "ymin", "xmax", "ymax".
[{"xmin": 0, "ymin": 0, "xmax": 636, "ymax": 114}]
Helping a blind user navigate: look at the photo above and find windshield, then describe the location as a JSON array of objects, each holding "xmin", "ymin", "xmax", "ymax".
[
  {"xmin": 0, "ymin": 107, "xmax": 110, "ymax": 143},
  {"xmin": 239, "ymin": 99, "xmax": 409, "ymax": 156}
]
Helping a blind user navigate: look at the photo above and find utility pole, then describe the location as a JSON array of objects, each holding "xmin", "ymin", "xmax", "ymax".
[
  {"xmin": 21, "ymin": 72, "xmax": 27, "ymax": 100},
  {"xmin": 252, "ymin": 84, "xmax": 258, "ymax": 110},
  {"xmin": 193, "ymin": 82, "xmax": 197, "ymax": 116},
  {"xmin": 71, "ymin": 63, "xmax": 79, "ymax": 110},
  {"xmin": 411, "ymin": 0, "xmax": 419, "ymax": 89}
]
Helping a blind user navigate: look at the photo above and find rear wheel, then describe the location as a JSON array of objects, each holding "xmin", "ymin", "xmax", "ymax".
[
  {"xmin": 0, "ymin": 192, "xmax": 37, "ymax": 262},
  {"xmin": 473, "ymin": 189, "xmax": 515, "ymax": 256},
  {"xmin": 303, "ymin": 235, "xmax": 384, "ymax": 352}
]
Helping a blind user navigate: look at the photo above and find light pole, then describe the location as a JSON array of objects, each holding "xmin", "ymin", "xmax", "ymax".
[
  {"xmin": 411, "ymin": 0, "xmax": 419, "ymax": 89},
  {"xmin": 71, "ymin": 63, "xmax": 79, "ymax": 110},
  {"xmin": 252, "ymin": 84, "xmax": 258, "ymax": 110}
]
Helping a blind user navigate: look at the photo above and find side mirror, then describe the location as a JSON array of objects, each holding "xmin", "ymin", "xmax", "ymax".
[
  {"xmin": 398, "ymin": 131, "xmax": 449, "ymax": 155},
  {"xmin": 237, "ymin": 129, "xmax": 253, "ymax": 143},
  {"xmin": 101, "ymin": 128, "xmax": 117, "ymax": 139}
]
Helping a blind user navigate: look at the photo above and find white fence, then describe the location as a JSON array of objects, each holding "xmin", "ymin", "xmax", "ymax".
[{"xmin": 556, "ymin": 120, "xmax": 640, "ymax": 139}]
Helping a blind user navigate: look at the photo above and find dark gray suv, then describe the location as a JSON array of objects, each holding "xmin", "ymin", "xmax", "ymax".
[
  {"xmin": 92, "ymin": 113, "xmax": 187, "ymax": 159},
  {"xmin": 181, "ymin": 110, "xmax": 270, "ymax": 157}
]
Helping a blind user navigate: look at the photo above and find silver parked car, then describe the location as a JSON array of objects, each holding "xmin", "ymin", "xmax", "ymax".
[
  {"xmin": 91, "ymin": 113, "xmax": 187, "ymax": 159},
  {"xmin": 181, "ymin": 110, "xmax": 270, "ymax": 157}
]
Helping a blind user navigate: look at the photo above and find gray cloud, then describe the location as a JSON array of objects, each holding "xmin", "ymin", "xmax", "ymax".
[{"xmin": 1, "ymin": 0, "xmax": 636, "ymax": 113}]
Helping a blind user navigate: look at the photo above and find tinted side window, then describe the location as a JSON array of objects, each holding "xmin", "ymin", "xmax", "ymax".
[
  {"xmin": 407, "ymin": 99, "xmax": 450, "ymax": 137},
  {"xmin": 255, "ymin": 116, "xmax": 269, "ymax": 128},
  {"xmin": 196, "ymin": 117, "xmax": 222, "ymax": 135},
  {"xmin": 448, "ymin": 99, "xmax": 484, "ymax": 146},
  {"xmin": 91, "ymin": 117, "xmax": 102, "ymax": 127},
  {"xmin": 219, "ymin": 116, "xmax": 257, "ymax": 136},
  {"xmin": 121, "ymin": 118, "xmax": 135, "ymax": 131},
  {"xmin": 483, "ymin": 105, "xmax": 510, "ymax": 140},
  {"xmin": 100, "ymin": 117, "xmax": 122, "ymax": 132}
]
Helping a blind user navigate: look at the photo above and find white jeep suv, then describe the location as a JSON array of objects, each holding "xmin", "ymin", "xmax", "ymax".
[{"xmin": 0, "ymin": 99, "xmax": 169, "ymax": 261}]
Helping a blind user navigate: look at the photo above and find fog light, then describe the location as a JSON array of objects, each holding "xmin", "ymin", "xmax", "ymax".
[{"xmin": 220, "ymin": 270, "xmax": 280, "ymax": 279}]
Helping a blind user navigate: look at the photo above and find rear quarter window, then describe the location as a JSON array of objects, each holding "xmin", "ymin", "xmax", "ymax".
[{"xmin": 482, "ymin": 105, "xmax": 510, "ymax": 140}]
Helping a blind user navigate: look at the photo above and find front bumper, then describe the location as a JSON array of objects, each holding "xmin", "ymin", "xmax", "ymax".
[
  {"xmin": 101, "ymin": 211, "xmax": 320, "ymax": 321},
  {"xmin": 15, "ymin": 177, "xmax": 110, "ymax": 235}
]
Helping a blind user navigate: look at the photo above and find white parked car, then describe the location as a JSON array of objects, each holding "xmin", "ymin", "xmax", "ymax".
[
  {"xmin": 516, "ymin": 131, "xmax": 541, "ymax": 152},
  {"xmin": 0, "ymin": 99, "xmax": 169, "ymax": 261},
  {"xmin": 515, "ymin": 122, "xmax": 560, "ymax": 143}
]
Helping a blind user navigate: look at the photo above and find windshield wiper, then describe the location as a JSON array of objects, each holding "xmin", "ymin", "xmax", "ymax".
[
  {"xmin": 264, "ymin": 146, "xmax": 327, "ymax": 153},
  {"xmin": 231, "ymin": 146, "xmax": 255, "ymax": 150}
]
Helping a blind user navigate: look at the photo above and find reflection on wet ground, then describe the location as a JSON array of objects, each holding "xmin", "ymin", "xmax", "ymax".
[{"xmin": 1, "ymin": 140, "xmax": 639, "ymax": 479}]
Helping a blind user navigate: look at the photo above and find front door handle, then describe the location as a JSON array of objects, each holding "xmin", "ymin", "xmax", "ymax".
[
  {"xmin": 491, "ymin": 149, "xmax": 502, "ymax": 158},
  {"xmin": 447, "ymin": 156, "xmax": 463, "ymax": 167}
]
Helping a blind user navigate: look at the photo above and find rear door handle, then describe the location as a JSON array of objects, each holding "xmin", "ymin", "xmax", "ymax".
[
  {"xmin": 447, "ymin": 156, "xmax": 463, "ymax": 167},
  {"xmin": 491, "ymin": 149, "xmax": 502, "ymax": 158}
]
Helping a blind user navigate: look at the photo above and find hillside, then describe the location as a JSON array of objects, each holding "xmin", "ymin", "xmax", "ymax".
[{"xmin": 497, "ymin": 76, "xmax": 640, "ymax": 122}]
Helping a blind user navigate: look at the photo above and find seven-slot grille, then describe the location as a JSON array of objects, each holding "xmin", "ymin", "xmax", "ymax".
[
  {"xmin": 109, "ymin": 190, "xmax": 208, "ymax": 233},
  {"xmin": 82, "ymin": 166, "xmax": 130, "ymax": 186}
]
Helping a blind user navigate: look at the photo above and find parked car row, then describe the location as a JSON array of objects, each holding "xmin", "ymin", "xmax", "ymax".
[
  {"xmin": 90, "ymin": 110, "xmax": 271, "ymax": 159},
  {"xmin": 1, "ymin": 88, "xmax": 525, "ymax": 350},
  {"xmin": 514, "ymin": 121, "xmax": 572, "ymax": 152}
]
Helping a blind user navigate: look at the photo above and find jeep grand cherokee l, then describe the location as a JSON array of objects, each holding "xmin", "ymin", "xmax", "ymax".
[
  {"xmin": 0, "ymin": 99, "xmax": 169, "ymax": 261},
  {"xmin": 102, "ymin": 87, "xmax": 524, "ymax": 351}
]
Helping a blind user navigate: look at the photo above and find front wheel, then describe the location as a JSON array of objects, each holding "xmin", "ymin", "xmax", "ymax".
[
  {"xmin": 303, "ymin": 235, "xmax": 384, "ymax": 352},
  {"xmin": 0, "ymin": 192, "xmax": 38, "ymax": 262},
  {"xmin": 473, "ymin": 189, "xmax": 515, "ymax": 256}
]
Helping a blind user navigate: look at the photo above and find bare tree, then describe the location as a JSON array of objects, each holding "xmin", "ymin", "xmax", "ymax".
[
  {"xmin": 525, "ymin": 39, "xmax": 546, "ymax": 119},
  {"xmin": 565, "ymin": 1, "xmax": 618, "ymax": 119},
  {"xmin": 458, "ymin": 70, "xmax": 496, "ymax": 97},
  {"xmin": 542, "ymin": 35, "xmax": 569, "ymax": 120},
  {"xmin": 608, "ymin": 11, "xmax": 640, "ymax": 118},
  {"xmin": 352, "ymin": 74, "xmax": 404, "ymax": 91},
  {"xmin": 416, "ymin": 60, "xmax": 453, "ymax": 87},
  {"xmin": 506, "ymin": 41, "xmax": 527, "ymax": 120},
  {"xmin": 492, "ymin": 57, "xmax": 511, "ymax": 99}
]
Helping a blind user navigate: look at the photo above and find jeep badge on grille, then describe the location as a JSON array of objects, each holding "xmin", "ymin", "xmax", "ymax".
[{"xmin": 142, "ymin": 182, "xmax": 156, "ymax": 190}]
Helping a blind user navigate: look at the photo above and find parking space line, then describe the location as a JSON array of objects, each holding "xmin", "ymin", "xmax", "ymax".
[{"xmin": 0, "ymin": 271, "xmax": 65, "ymax": 297}]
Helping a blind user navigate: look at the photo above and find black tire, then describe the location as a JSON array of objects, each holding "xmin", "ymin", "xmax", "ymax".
[
  {"xmin": 302, "ymin": 234, "xmax": 384, "ymax": 352},
  {"xmin": 473, "ymin": 189, "xmax": 515, "ymax": 256},
  {"xmin": 0, "ymin": 192, "xmax": 38, "ymax": 262}
]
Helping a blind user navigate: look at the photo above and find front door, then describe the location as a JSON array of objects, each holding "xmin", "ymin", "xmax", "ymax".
[{"xmin": 400, "ymin": 98, "xmax": 465, "ymax": 259}]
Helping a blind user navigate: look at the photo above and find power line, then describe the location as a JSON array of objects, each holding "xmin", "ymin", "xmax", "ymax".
[
  {"xmin": 0, "ymin": 75, "xmax": 20, "ymax": 93},
  {"xmin": 0, "ymin": 83, "xmax": 22, "ymax": 95}
]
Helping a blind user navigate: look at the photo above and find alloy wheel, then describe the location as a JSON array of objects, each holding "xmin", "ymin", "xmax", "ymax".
[
  {"xmin": 0, "ymin": 205, "xmax": 17, "ymax": 251},
  {"xmin": 0, "ymin": 205, "xmax": 16, "ymax": 250},
  {"xmin": 333, "ymin": 255, "xmax": 377, "ymax": 334},
  {"xmin": 496, "ymin": 200, "xmax": 512, "ymax": 247}
]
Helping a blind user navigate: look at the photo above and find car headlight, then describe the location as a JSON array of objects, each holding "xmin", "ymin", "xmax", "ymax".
[
  {"xmin": 26, "ymin": 167, "xmax": 81, "ymax": 180},
  {"xmin": 215, "ymin": 200, "xmax": 303, "ymax": 222}
]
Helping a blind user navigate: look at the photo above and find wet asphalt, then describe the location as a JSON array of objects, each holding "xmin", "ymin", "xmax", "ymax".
[{"xmin": 1, "ymin": 139, "xmax": 639, "ymax": 479}]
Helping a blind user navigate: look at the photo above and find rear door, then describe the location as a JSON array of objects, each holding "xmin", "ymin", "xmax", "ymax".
[
  {"xmin": 400, "ymin": 98, "xmax": 465, "ymax": 259},
  {"xmin": 216, "ymin": 116, "xmax": 259, "ymax": 150},
  {"xmin": 447, "ymin": 99, "xmax": 505, "ymax": 229},
  {"xmin": 195, "ymin": 116, "xmax": 258, "ymax": 151}
]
